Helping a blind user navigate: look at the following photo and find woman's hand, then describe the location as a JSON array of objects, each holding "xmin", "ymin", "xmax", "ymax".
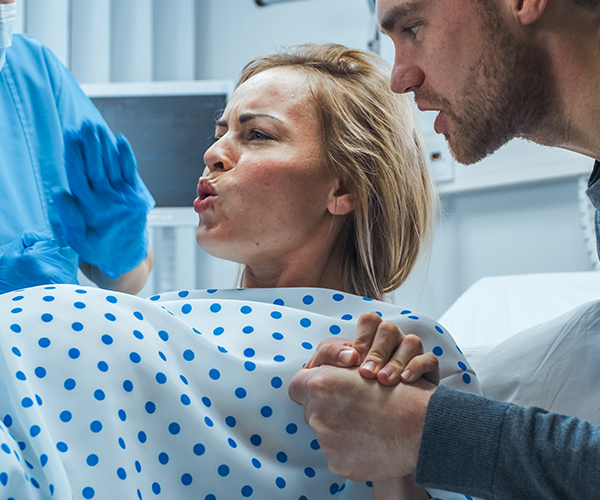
[{"xmin": 303, "ymin": 312, "xmax": 439, "ymax": 386}]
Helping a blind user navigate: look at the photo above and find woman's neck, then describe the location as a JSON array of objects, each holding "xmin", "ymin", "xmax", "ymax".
[{"xmin": 241, "ymin": 235, "xmax": 349, "ymax": 293}]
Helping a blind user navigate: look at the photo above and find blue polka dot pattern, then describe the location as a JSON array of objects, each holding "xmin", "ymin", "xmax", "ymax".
[{"xmin": 0, "ymin": 285, "xmax": 479, "ymax": 500}]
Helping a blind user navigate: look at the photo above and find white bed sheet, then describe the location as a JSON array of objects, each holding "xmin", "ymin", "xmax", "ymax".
[{"xmin": 438, "ymin": 271, "xmax": 600, "ymax": 371}]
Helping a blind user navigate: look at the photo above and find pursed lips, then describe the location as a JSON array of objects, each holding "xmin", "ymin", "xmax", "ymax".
[
  {"xmin": 197, "ymin": 178, "xmax": 217, "ymax": 200},
  {"xmin": 194, "ymin": 178, "xmax": 217, "ymax": 214}
]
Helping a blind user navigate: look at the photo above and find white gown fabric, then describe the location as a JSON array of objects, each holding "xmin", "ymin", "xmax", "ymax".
[
  {"xmin": 478, "ymin": 299, "xmax": 600, "ymax": 425},
  {"xmin": 0, "ymin": 285, "xmax": 480, "ymax": 500}
]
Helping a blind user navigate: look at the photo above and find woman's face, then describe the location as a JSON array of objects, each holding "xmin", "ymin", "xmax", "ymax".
[{"xmin": 195, "ymin": 67, "xmax": 346, "ymax": 276}]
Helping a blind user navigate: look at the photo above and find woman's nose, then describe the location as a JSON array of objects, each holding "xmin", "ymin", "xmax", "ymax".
[{"xmin": 203, "ymin": 139, "xmax": 232, "ymax": 173}]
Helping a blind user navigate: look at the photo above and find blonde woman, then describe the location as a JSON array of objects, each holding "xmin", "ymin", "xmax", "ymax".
[{"xmin": 0, "ymin": 44, "xmax": 478, "ymax": 500}]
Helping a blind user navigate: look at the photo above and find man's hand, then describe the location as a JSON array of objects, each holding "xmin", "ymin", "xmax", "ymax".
[
  {"xmin": 0, "ymin": 231, "xmax": 78, "ymax": 293},
  {"xmin": 53, "ymin": 121, "xmax": 155, "ymax": 279},
  {"xmin": 304, "ymin": 312, "xmax": 439, "ymax": 386},
  {"xmin": 289, "ymin": 365, "xmax": 436, "ymax": 481}
]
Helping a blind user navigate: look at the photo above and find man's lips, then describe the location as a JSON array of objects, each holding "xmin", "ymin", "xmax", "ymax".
[
  {"xmin": 415, "ymin": 103, "xmax": 446, "ymax": 135},
  {"xmin": 433, "ymin": 110, "xmax": 446, "ymax": 135},
  {"xmin": 416, "ymin": 103, "xmax": 439, "ymax": 113}
]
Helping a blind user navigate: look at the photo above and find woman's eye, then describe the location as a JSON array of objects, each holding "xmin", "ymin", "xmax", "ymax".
[{"xmin": 248, "ymin": 129, "xmax": 272, "ymax": 141}]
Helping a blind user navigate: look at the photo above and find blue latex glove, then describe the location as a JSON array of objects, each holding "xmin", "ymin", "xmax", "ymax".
[
  {"xmin": 53, "ymin": 121, "xmax": 155, "ymax": 279},
  {"xmin": 0, "ymin": 231, "xmax": 78, "ymax": 294}
]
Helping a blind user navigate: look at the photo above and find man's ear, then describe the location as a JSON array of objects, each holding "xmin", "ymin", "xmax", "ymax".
[
  {"xmin": 512, "ymin": 0, "xmax": 548, "ymax": 25},
  {"xmin": 327, "ymin": 180, "xmax": 354, "ymax": 216}
]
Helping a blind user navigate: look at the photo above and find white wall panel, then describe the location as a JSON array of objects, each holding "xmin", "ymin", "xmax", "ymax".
[
  {"xmin": 111, "ymin": 0, "xmax": 153, "ymax": 82},
  {"xmin": 70, "ymin": 0, "xmax": 111, "ymax": 83},
  {"xmin": 195, "ymin": 0, "xmax": 372, "ymax": 81},
  {"xmin": 153, "ymin": 0, "xmax": 194, "ymax": 81},
  {"xmin": 13, "ymin": 0, "xmax": 25, "ymax": 34},
  {"xmin": 25, "ymin": 0, "xmax": 70, "ymax": 67}
]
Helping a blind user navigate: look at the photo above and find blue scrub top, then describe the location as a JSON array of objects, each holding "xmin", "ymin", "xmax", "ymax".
[{"xmin": 0, "ymin": 34, "xmax": 117, "ymax": 273}]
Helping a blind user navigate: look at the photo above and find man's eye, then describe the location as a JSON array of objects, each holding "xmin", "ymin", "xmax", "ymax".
[{"xmin": 404, "ymin": 24, "xmax": 421, "ymax": 38}]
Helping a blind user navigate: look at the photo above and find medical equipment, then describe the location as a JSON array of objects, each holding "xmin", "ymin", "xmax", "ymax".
[
  {"xmin": 82, "ymin": 80, "xmax": 237, "ymax": 296},
  {"xmin": 0, "ymin": 2, "xmax": 16, "ymax": 71}
]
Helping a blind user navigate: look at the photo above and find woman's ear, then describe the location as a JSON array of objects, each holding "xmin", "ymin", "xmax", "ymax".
[
  {"xmin": 512, "ymin": 0, "xmax": 548, "ymax": 25},
  {"xmin": 327, "ymin": 180, "xmax": 354, "ymax": 216}
]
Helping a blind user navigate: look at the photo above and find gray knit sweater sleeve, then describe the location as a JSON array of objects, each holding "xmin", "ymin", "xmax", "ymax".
[{"xmin": 415, "ymin": 386, "xmax": 600, "ymax": 499}]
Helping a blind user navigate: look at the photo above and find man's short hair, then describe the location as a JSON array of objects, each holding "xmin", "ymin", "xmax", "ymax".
[{"xmin": 571, "ymin": 0, "xmax": 600, "ymax": 9}]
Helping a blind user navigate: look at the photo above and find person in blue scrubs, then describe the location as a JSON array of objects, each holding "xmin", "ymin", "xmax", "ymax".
[{"xmin": 0, "ymin": 0, "xmax": 155, "ymax": 295}]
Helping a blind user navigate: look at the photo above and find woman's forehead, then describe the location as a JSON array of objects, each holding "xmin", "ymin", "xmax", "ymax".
[{"xmin": 225, "ymin": 67, "xmax": 316, "ymax": 121}]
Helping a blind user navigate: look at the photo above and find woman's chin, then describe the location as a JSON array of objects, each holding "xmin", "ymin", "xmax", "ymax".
[{"xmin": 195, "ymin": 233, "xmax": 241, "ymax": 264}]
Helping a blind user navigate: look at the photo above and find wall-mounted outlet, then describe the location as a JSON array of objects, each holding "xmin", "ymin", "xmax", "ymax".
[{"xmin": 425, "ymin": 132, "xmax": 455, "ymax": 183}]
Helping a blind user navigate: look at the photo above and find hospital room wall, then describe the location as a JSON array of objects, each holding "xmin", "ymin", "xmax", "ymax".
[
  {"xmin": 190, "ymin": 0, "xmax": 598, "ymax": 320},
  {"xmin": 14, "ymin": 0, "xmax": 597, "ymax": 317},
  {"xmin": 15, "ymin": 0, "xmax": 373, "ymax": 83},
  {"xmin": 392, "ymin": 177, "xmax": 595, "ymax": 320}
]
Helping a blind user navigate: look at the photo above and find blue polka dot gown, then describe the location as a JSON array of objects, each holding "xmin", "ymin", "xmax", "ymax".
[{"xmin": 0, "ymin": 285, "xmax": 480, "ymax": 500}]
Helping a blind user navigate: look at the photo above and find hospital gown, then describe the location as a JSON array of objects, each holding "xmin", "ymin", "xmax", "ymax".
[
  {"xmin": 0, "ymin": 285, "xmax": 480, "ymax": 500},
  {"xmin": 0, "ymin": 33, "xmax": 122, "ymax": 273}
]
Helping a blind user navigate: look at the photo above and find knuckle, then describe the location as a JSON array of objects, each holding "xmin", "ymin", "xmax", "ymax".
[
  {"xmin": 384, "ymin": 357, "xmax": 405, "ymax": 371},
  {"xmin": 378, "ymin": 321, "xmax": 401, "ymax": 339},
  {"xmin": 304, "ymin": 370, "xmax": 334, "ymax": 397},
  {"xmin": 354, "ymin": 313, "xmax": 382, "ymax": 344},
  {"xmin": 358, "ymin": 311, "xmax": 383, "ymax": 325},
  {"xmin": 403, "ymin": 334, "xmax": 424, "ymax": 352},
  {"xmin": 316, "ymin": 338, "xmax": 336, "ymax": 350},
  {"xmin": 425, "ymin": 351, "xmax": 440, "ymax": 366}
]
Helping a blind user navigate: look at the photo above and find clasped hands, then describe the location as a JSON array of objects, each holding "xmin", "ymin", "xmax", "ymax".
[{"xmin": 288, "ymin": 312, "xmax": 439, "ymax": 483}]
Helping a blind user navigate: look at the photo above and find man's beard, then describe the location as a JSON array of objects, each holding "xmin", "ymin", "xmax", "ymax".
[{"xmin": 422, "ymin": 4, "xmax": 562, "ymax": 165}]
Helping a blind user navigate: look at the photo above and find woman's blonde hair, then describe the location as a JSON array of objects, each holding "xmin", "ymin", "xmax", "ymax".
[{"xmin": 238, "ymin": 43, "xmax": 436, "ymax": 300}]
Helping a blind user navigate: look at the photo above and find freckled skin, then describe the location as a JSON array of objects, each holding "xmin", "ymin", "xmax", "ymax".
[{"xmin": 196, "ymin": 67, "xmax": 348, "ymax": 289}]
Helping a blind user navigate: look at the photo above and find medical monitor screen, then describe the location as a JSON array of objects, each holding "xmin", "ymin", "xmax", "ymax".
[{"xmin": 91, "ymin": 92, "xmax": 228, "ymax": 208}]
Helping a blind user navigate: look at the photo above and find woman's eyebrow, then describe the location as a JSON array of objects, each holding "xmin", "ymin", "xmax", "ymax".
[{"xmin": 238, "ymin": 112, "xmax": 283, "ymax": 124}]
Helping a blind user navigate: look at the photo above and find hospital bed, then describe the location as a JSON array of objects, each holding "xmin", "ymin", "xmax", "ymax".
[{"xmin": 439, "ymin": 271, "xmax": 600, "ymax": 423}]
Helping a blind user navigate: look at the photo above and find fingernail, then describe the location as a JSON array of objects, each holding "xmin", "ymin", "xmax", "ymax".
[
  {"xmin": 338, "ymin": 349, "xmax": 355, "ymax": 365},
  {"xmin": 401, "ymin": 369, "xmax": 411, "ymax": 381},
  {"xmin": 362, "ymin": 361, "xmax": 376, "ymax": 373}
]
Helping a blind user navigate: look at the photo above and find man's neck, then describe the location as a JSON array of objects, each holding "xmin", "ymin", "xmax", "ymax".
[{"xmin": 539, "ymin": 3, "xmax": 600, "ymax": 160}]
